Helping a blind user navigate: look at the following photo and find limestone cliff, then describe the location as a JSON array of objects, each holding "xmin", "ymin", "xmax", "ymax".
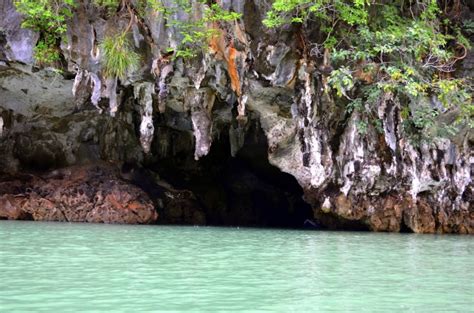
[{"xmin": 0, "ymin": 0, "xmax": 472, "ymax": 233}]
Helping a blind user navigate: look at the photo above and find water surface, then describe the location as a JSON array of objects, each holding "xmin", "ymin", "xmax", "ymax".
[{"xmin": 0, "ymin": 221, "xmax": 472, "ymax": 312}]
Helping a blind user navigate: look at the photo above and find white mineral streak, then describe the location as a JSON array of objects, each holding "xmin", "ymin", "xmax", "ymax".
[
  {"xmin": 105, "ymin": 77, "xmax": 118, "ymax": 117},
  {"xmin": 151, "ymin": 58, "xmax": 159, "ymax": 76},
  {"xmin": 302, "ymin": 62, "xmax": 328, "ymax": 188},
  {"xmin": 190, "ymin": 90, "xmax": 214, "ymax": 160},
  {"xmin": 0, "ymin": 116, "xmax": 4, "ymax": 138},
  {"xmin": 234, "ymin": 27, "xmax": 251, "ymax": 119},
  {"xmin": 435, "ymin": 138, "xmax": 450, "ymax": 181},
  {"xmin": 437, "ymin": 138, "xmax": 469, "ymax": 209},
  {"xmin": 263, "ymin": 60, "xmax": 333, "ymax": 189},
  {"xmin": 406, "ymin": 144, "xmax": 421, "ymax": 199},
  {"xmin": 340, "ymin": 163, "xmax": 354, "ymax": 196},
  {"xmin": 90, "ymin": 27, "xmax": 100, "ymax": 61},
  {"xmin": 337, "ymin": 111, "xmax": 381, "ymax": 196},
  {"xmin": 404, "ymin": 143, "xmax": 432, "ymax": 199},
  {"xmin": 362, "ymin": 165, "xmax": 381, "ymax": 190},
  {"xmin": 238, "ymin": 95, "xmax": 248, "ymax": 117},
  {"xmin": 134, "ymin": 83, "xmax": 155, "ymax": 153},
  {"xmin": 72, "ymin": 68, "xmax": 84, "ymax": 96},
  {"xmin": 90, "ymin": 45, "xmax": 100, "ymax": 61},
  {"xmin": 321, "ymin": 197, "xmax": 331, "ymax": 213},
  {"xmin": 376, "ymin": 93, "xmax": 399, "ymax": 176},
  {"xmin": 309, "ymin": 128, "xmax": 326, "ymax": 187},
  {"xmin": 72, "ymin": 68, "xmax": 103, "ymax": 113},
  {"xmin": 398, "ymin": 134, "xmax": 471, "ymax": 206},
  {"xmin": 340, "ymin": 114, "xmax": 365, "ymax": 196},
  {"xmin": 191, "ymin": 116, "xmax": 208, "ymax": 160},
  {"xmin": 387, "ymin": 157, "xmax": 398, "ymax": 176},
  {"xmin": 378, "ymin": 93, "xmax": 398, "ymax": 152},
  {"xmin": 194, "ymin": 57, "xmax": 208, "ymax": 90},
  {"xmin": 262, "ymin": 45, "xmax": 277, "ymax": 82},
  {"xmin": 89, "ymin": 72, "xmax": 102, "ymax": 113},
  {"xmin": 453, "ymin": 154, "xmax": 471, "ymax": 206},
  {"xmin": 157, "ymin": 63, "xmax": 173, "ymax": 113}
]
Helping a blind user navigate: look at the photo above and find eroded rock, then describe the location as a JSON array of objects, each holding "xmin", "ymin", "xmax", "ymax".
[
  {"xmin": 0, "ymin": 164, "xmax": 158, "ymax": 224},
  {"xmin": 0, "ymin": 0, "xmax": 472, "ymax": 233}
]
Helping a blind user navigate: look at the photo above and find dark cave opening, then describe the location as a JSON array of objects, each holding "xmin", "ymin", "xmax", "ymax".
[
  {"xmin": 150, "ymin": 121, "xmax": 314, "ymax": 229},
  {"xmin": 399, "ymin": 216, "xmax": 414, "ymax": 233}
]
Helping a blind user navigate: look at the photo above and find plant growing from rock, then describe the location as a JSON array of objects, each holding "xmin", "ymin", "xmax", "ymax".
[
  {"xmin": 15, "ymin": 0, "xmax": 241, "ymax": 64},
  {"xmin": 100, "ymin": 31, "xmax": 140, "ymax": 80},
  {"xmin": 263, "ymin": 0, "xmax": 472, "ymax": 141},
  {"xmin": 156, "ymin": 1, "xmax": 242, "ymax": 59},
  {"xmin": 14, "ymin": 0, "xmax": 75, "ymax": 65}
]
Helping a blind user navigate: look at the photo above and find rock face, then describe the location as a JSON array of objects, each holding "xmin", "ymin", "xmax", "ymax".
[
  {"xmin": 0, "ymin": 0, "xmax": 472, "ymax": 232},
  {"xmin": 0, "ymin": 164, "xmax": 158, "ymax": 224}
]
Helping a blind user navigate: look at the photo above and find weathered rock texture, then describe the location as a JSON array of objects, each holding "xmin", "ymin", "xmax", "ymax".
[
  {"xmin": 0, "ymin": 164, "xmax": 158, "ymax": 224},
  {"xmin": 0, "ymin": 0, "xmax": 472, "ymax": 232}
]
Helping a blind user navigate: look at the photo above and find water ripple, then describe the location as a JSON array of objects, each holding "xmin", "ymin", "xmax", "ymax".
[{"xmin": 0, "ymin": 221, "xmax": 473, "ymax": 312}]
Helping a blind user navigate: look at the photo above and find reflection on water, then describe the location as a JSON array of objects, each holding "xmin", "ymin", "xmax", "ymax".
[{"xmin": 0, "ymin": 221, "xmax": 472, "ymax": 311}]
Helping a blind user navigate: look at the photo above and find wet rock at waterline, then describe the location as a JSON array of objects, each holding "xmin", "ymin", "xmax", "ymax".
[
  {"xmin": 0, "ymin": 164, "xmax": 158, "ymax": 224},
  {"xmin": 0, "ymin": 0, "xmax": 472, "ymax": 232}
]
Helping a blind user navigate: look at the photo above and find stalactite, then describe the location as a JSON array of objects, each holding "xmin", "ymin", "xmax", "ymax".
[
  {"xmin": 189, "ymin": 89, "xmax": 215, "ymax": 160},
  {"xmin": 152, "ymin": 56, "xmax": 174, "ymax": 113},
  {"xmin": 134, "ymin": 82, "xmax": 155, "ymax": 154},
  {"xmin": 72, "ymin": 68, "xmax": 103, "ymax": 113},
  {"xmin": 89, "ymin": 72, "xmax": 102, "ymax": 113},
  {"xmin": 105, "ymin": 77, "xmax": 118, "ymax": 117},
  {"xmin": 72, "ymin": 68, "xmax": 84, "ymax": 97},
  {"xmin": 296, "ymin": 60, "xmax": 332, "ymax": 188},
  {"xmin": 229, "ymin": 124, "xmax": 245, "ymax": 157},
  {"xmin": 0, "ymin": 116, "xmax": 3, "ymax": 138},
  {"xmin": 210, "ymin": 22, "xmax": 251, "ymax": 121}
]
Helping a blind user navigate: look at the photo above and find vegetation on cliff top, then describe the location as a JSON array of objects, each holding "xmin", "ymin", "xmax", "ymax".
[
  {"xmin": 13, "ymin": 0, "xmax": 75, "ymax": 64},
  {"xmin": 263, "ymin": 0, "xmax": 472, "ymax": 139},
  {"xmin": 14, "ymin": 0, "xmax": 241, "ymax": 63},
  {"xmin": 13, "ymin": 0, "xmax": 473, "ymax": 140}
]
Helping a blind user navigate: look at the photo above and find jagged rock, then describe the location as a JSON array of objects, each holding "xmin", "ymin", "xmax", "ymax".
[
  {"xmin": 0, "ymin": 164, "xmax": 158, "ymax": 224},
  {"xmin": 160, "ymin": 189, "xmax": 206, "ymax": 225},
  {"xmin": 0, "ymin": 0, "xmax": 38, "ymax": 63},
  {"xmin": 0, "ymin": 0, "xmax": 471, "ymax": 232},
  {"xmin": 0, "ymin": 64, "xmax": 75, "ymax": 118}
]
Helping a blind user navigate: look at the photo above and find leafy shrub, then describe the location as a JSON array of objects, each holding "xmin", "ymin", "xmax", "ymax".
[
  {"xmin": 157, "ymin": 1, "xmax": 241, "ymax": 59},
  {"xmin": 15, "ymin": 0, "xmax": 241, "ymax": 63},
  {"xmin": 14, "ymin": 0, "xmax": 75, "ymax": 65},
  {"xmin": 264, "ymin": 0, "xmax": 473, "ymax": 140}
]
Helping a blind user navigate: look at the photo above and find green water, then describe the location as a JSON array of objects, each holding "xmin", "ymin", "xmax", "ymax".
[{"xmin": 0, "ymin": 221, "xmax": 472, "ymax": 312}]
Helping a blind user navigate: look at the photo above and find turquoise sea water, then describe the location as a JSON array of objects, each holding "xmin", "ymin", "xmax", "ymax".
[{"xmin": 0, "ymin": 221, "xmax": 472, "ymax": 312}]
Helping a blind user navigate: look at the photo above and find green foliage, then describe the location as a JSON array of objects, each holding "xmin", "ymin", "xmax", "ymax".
[
  {"xmin": 462, "ymin": 19, "xmax": 474, "ymax": 35},
  {"xmin": 154, "ymin": 0, "xmax": 241, "ymax": 59},
  {"xmin": 356, "ymin": 120, "xmax": 369, "ymax": 135},
  {"xmin": 15, "ymin": 0, "xmax": 241, "ymax": 64},
  {"xmin": 14, "ymin": 0, "xmax": 472, "ymax": 138},
  {"xmin": 14, "ymin": 0, "xmax": 75, "ymax": 65},
  {"xmin": 91, "ymin": 0, "xmax": 163, "ymax": 15},
  {"xmin": 327, "ymin": 67, "xmax": 354, "ymax": 98},
  {"xmin": 100, "ymin": 32, "xmax": 140, "ymax": 79},
  {"xmin": 263, "ymin": 0, "xmax": 369, "ymax": 29},
  {"xmin": 14, "ymin": 0, "xmax": 74, "ymax": 34},
  {"xmin": 34, "ymin": 37, "xmax": 61, "ymax": 64},
  {"xmin": 92, "ymin": 0, "xmax": 120, "ymax": 13},
  {"xmin": 264, "ymin": 0, "xmax": 473, "ymax": 139}
]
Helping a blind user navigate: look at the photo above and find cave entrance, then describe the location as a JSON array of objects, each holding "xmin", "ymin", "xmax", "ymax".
[{"xmin": 153, "ymin": 120, "xmax": 314, "ymax": 229}]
